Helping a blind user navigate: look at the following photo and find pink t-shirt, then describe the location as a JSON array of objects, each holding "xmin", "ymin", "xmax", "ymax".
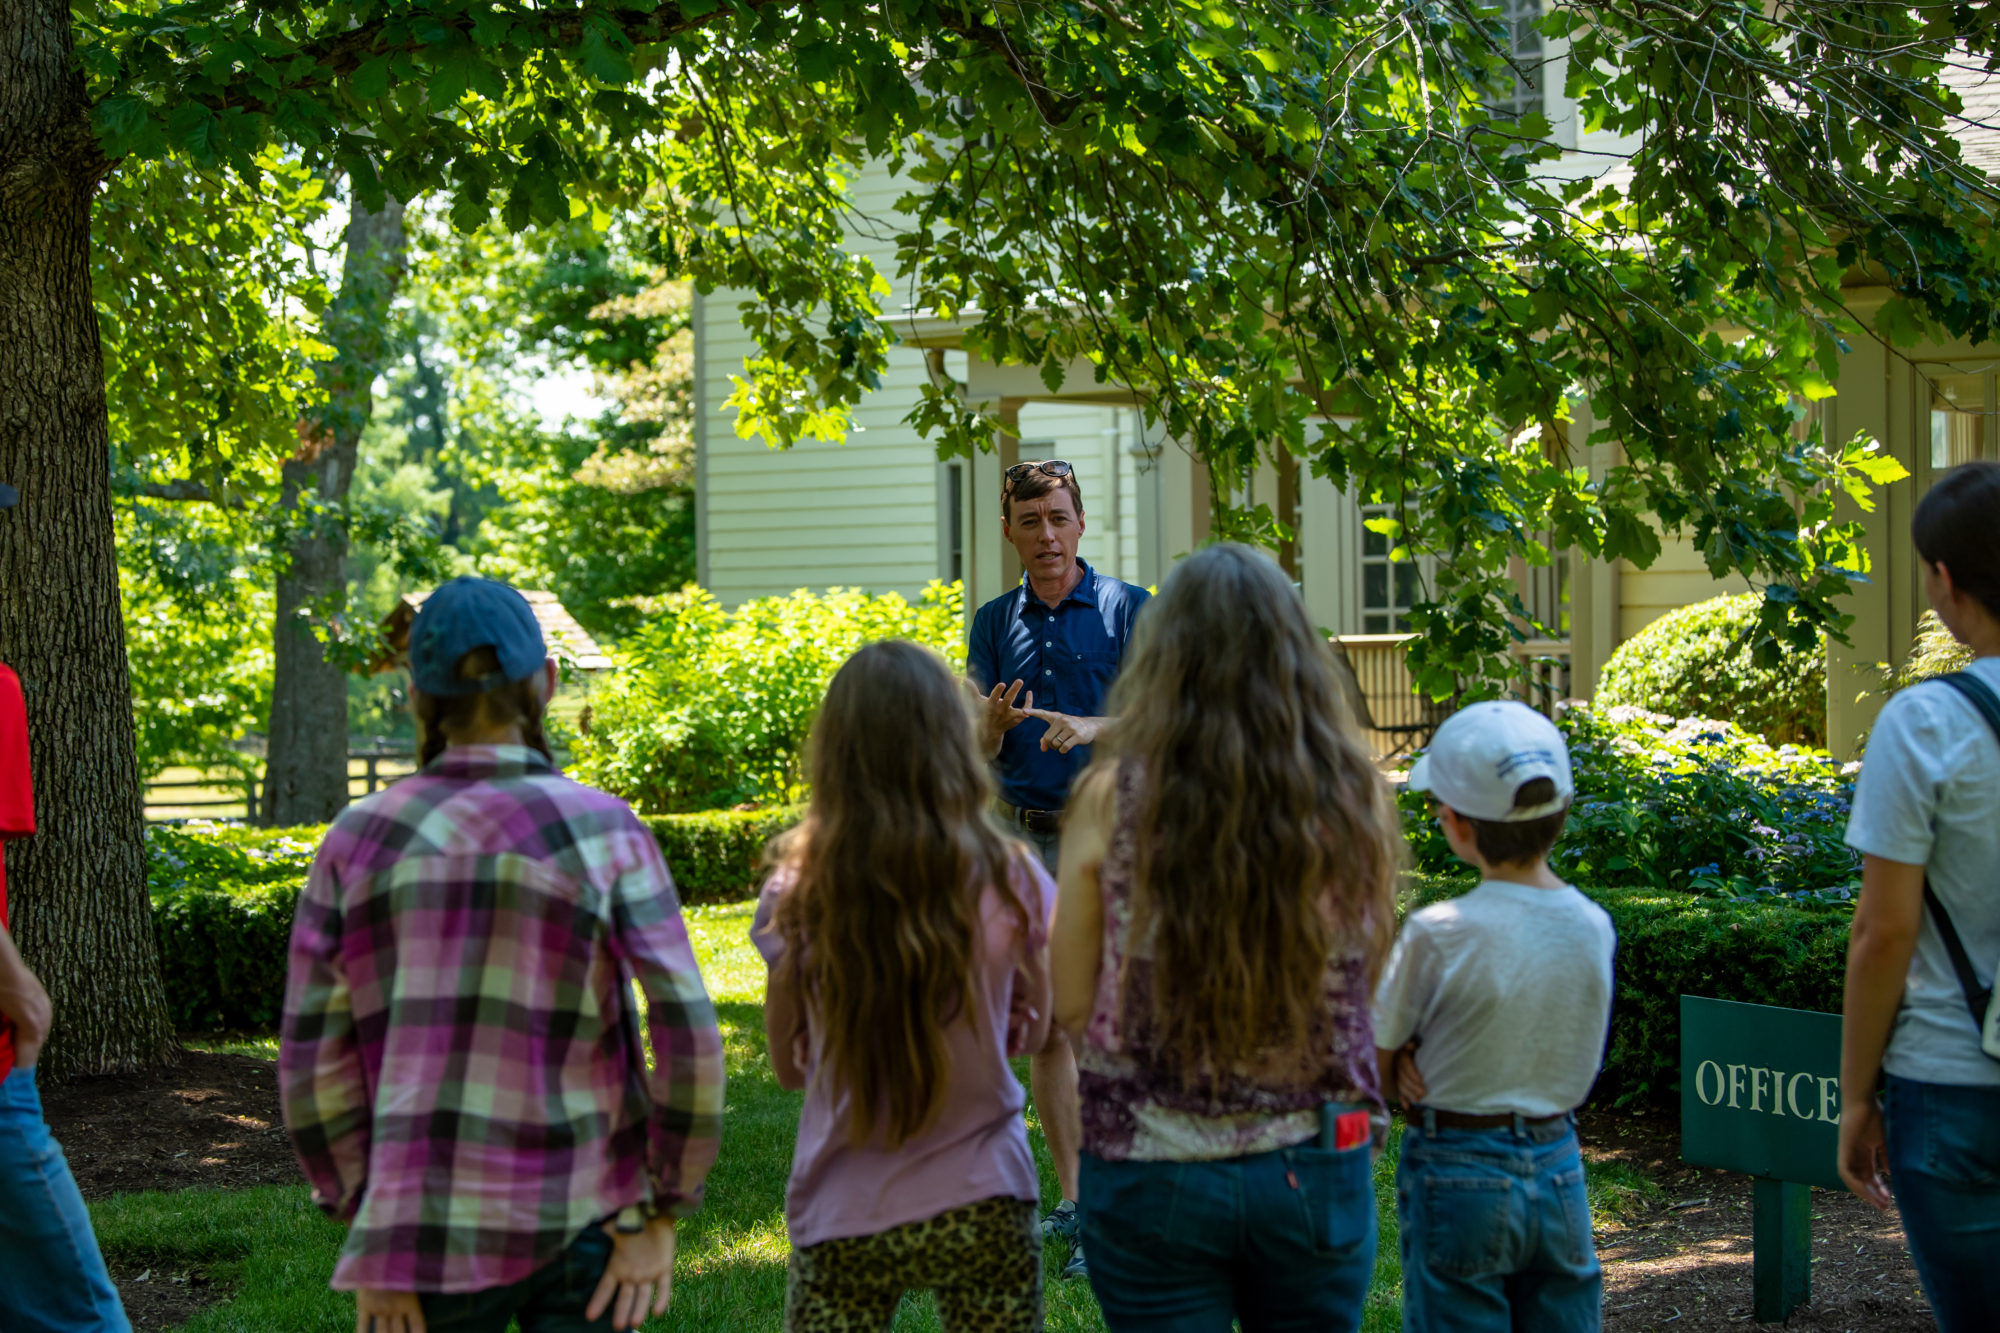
[{"xmin": 752, "ymin": 854, "xmax": 1056, "ymax": 1248}]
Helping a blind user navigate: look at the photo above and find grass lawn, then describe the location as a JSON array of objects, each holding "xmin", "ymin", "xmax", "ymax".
[{"xmin": 106, "ymin": 900, "xmax": 1647, "ymax": 1331}]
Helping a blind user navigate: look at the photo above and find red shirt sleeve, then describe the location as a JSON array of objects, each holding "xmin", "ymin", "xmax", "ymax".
[
  {"xmin": 0, "ymin": 663, "xmax": 30, "ymax": 1079},
  {"xmin": 0, "ymin": 665, "xmax": 32, "ymax": 841}
]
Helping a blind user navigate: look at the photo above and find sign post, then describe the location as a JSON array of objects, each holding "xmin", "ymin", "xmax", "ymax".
[{"xmin": 1680, "ymin": 996, "xmax": 1844, "ymax": 1323}]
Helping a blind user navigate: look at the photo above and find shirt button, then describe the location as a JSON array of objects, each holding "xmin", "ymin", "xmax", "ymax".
[
  {"xmin": 1044, "ymin": 668, "xmax": 1053, "ymax": 676},
  {"xmin": 1044, "ymin": 641, "xmax": 1053, "ymax": 648}
]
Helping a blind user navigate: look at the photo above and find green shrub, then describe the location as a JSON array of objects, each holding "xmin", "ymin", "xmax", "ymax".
[
  {"xmin": 1879, "ymin": 610, "xmax": 1974, "ymax": 695},
  {"xmin": 148, "ymin": 823, "xmax": 317, "ymax": 1031},
  {"xmin": 1401, "ymin": 704, "xmax": 1859, "ymax": 905},
  {"xmin": 642, "ymin": 807, "xmax": 801, "ymax": 904},
  {"xmin": 1597, "ymin": 593, "xmax": 1826, "ymax": 746},
  {"xmin": 571, "ymin": 582, "xmax": 966, "ymax": 812},
  {"xmin": 149, "ymin": 809, "xmax": 801, "ymax": 1030},
  {"xmin": 1405, "ymin": 875, "xmax": 1848, "ymax": 1108}
]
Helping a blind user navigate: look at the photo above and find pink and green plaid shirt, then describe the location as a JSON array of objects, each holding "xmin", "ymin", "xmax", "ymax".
[{"xmin": 280, "ymin": 745, "xmax": 724, "ymax": 1293}]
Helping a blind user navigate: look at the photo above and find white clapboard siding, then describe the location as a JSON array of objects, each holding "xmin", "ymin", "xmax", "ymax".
[{"xmin": 699, "ymin": 156, "xmax": 1149, "ymax": 607}]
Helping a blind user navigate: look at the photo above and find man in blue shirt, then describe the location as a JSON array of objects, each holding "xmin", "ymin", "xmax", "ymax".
[{"xmin": 967, "ymin": 459, "xmax": 1149, "ymax": 1280}]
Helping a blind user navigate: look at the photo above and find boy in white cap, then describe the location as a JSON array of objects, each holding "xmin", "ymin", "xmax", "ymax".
[{"xmin": 1374, "ymin": 701, "xmax": 1615, "ymax": 1333}]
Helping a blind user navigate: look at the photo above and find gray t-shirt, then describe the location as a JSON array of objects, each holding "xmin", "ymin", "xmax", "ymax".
[
  {"xmin": 1373, "ymin": 880, "xmax": 1616, "ymax": 1116},
  {"xmin": 1844, "ymin": 657, "xmax": 2000, "ymax": 1089}
]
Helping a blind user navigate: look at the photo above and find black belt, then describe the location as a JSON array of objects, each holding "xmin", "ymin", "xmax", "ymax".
[{"xmin": 1000, "ymin": 803, "xmax": 1064, "ymax": 836}]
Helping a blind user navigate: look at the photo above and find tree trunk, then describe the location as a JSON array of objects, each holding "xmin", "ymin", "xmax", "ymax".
[
  {"xmin": 0, "ymin": 0, "xmax": 177, "ymax": 1076},
  {"xmin": 262, "ymin": 198, "xmax": 406, "ymax": 826}
]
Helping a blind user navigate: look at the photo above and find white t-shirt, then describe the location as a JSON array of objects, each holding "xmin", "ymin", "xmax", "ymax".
[
  {"xmin": 1373, "ymin": 880, "xmax": 1617, "ymax": 1116},
  {"xmin": 1844, "ymin": 657, "xmax": 2000, "ymax": 1089}
]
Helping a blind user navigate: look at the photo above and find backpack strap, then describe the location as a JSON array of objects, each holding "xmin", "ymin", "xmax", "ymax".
[{"xmin": 1922, "ymin": 673, "xmax": 2000, "ymax": 1026}]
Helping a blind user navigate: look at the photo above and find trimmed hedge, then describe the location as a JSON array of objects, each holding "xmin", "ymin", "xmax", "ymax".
[
  {"xmin": 149, "ymin": 807, "xmax": 801, "ymax": 1031},
  {"xmin": 1405, "ymin": 875, "xmax": 1848, "ymax": 1109},
  {"xmin": 641, "ymin": 807, "xmax": 801, "ymax": 904},
  {"xmin": 1596, "ymin": 594, "xmax": 1827, "ymax": 747}
]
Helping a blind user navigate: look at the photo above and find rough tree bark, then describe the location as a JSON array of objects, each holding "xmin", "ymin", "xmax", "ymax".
[
  {"xmin": 262, "ymin": 197, "xmax": 406, "ymax": 826},
  {"xmin": 0, "ymin": 0, "xmax": 178, "ymax": 1076}
]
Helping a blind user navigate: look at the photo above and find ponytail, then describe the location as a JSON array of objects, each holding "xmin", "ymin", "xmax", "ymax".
[{"xmin": 412, "ymin": 645, "xmax": 553, "ymax": 766}]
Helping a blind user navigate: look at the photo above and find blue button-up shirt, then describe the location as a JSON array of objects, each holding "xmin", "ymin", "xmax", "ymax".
[{"xmin": 967, "ymin": 560, "xmax": 1150, "ymax": 812}]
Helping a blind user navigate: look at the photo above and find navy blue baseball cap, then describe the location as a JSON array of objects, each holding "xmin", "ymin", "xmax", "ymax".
[{"xmin": 408, "ymin": 577, "xmax": 547, "ymax": 697}]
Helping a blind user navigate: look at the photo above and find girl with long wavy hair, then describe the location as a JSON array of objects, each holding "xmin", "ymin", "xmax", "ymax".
[
  {"xmin": 1051, "ymin": 543, "xmax": 1402, "ymax": 1331},
  {"xmin": 754, "ymin": 640, "xmax": 1056, "ymax": 1332}
]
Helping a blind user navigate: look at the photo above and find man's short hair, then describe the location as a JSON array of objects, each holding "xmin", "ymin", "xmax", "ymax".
[
  {"xmin": 1004, "ymin": 465, "xmax": 1084, "ymax": 522},
  {"xmin": 1460, "ymin": 775, "xmax": 1570, "ymax": 865}
]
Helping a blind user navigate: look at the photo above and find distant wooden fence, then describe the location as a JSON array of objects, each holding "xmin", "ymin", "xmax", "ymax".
[{"xmin": 144, "ymin": 740, "xmax": 419, "ymax": 824}]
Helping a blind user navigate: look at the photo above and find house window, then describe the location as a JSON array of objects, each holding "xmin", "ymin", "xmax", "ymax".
[
  {"xmin": 1487, "ymin": 0, "xmax": 1544, "ymax": 124},
  {"xmin": 1360, "ymin": 505, "xmax": 1420, "ymax": 634},
  {"xmin": 1926, "ymin": 366, "xmax": 1995, "ymax": 470},
  {"xmin": 946, "ymin": 462, "xmax": 964, "ymax": 583}
]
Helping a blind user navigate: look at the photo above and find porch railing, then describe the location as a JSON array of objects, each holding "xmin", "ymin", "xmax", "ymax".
[{"xmin": 1332, "ymin": 633, "xmax": 1573, "ymax": 763}]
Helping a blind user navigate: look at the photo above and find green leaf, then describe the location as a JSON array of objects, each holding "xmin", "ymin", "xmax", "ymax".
[
  {"xmin": 350, "ymin": 57, "xmax": 391, "ymax": 101},
  {"xmin": 580, "ymin": 22, "xmax": 634, "ymax": 85}
]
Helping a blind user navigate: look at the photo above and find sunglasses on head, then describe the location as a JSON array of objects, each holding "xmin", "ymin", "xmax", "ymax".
[{"xmin": 1004, "ymin": 459, "xmax": 1073, "ymax": 486}]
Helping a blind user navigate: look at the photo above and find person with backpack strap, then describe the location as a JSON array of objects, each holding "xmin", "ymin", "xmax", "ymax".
[{"xmin": 1840, "ymin": 460, "xmax": 2000, "ymax": 1332}]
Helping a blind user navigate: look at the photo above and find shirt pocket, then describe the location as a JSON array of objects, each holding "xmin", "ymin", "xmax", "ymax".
[{"xmin": 1067, "ymin": 650, "xmax": 1124, "ymax": 711}]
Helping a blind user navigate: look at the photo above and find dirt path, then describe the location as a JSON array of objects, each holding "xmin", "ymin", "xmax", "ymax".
[{"xmin": 1580, "ymin": 1111, "xmax": 1935, "ymax": 1331}]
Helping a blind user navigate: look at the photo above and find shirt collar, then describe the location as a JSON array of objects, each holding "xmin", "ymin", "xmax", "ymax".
[
  {"xmin": 1016, "ymin": 559, "xmax": 1098, "ymax": 615},
  {"xmin": 422, "ymin": 743, "xmax": 558, "ymax": 781}
]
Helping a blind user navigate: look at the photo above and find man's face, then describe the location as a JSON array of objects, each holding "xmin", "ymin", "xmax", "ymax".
[{"xmin": 1004, "ymin": 485, "xmax": 1085, "ymax": 582}]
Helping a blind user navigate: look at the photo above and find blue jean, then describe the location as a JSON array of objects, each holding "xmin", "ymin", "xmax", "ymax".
[
  {"xmin": 1884, "ymin": 1074, "xmax": 2000, "ymax": 1333},
  {"xmin": 0, "ymin": 1067, "xmax": 130, "ymax": 1333},
  {"xmin": 1395, "ymin": 1115, "xmax": 1600, "ymax": 1333},
  {"xmin": 1078, "ymin": 1141, "xmax": 1377, "ymax": 1332},
  {"xmin": 418, "ymin": 1225, "xmax": 616, "ymax": 1332}
]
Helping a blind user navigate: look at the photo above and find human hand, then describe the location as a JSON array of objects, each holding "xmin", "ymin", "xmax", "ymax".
[
  {"xmin": 354, "ymin": 1288, "xmax": 425, "ymax": 1333},
  {"xmin": 980, "ymin": 680, "xmax": 1034, "ymax": 749},
  {"xmin": 1838, "ymin": 1099, "xmax": 1893, "ymax": 1212},
  {"xmin": 1026, "ymin": 709, "xmax": 1105, "ymax": 754},
  {"xmin": 0, "ymin": 944, "xmax": 50, "ymax": 1071},
  {"xmin": 1388, "ymin": 1040, "xmax": 1426, "ymax": 1109},
  {"xmin": 588, "ymin": 1216, "xmax": 677, "ymax": 1329}
]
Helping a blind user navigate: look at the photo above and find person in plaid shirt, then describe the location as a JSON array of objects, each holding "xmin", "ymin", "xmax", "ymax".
[{"xmin": 281, "ymin": 577, "xmax": 724, "ymax": 1333}]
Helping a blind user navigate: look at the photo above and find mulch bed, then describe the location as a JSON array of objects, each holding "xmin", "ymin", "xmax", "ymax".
[
  {"xmin": 1579, "ymin": 1109, "xmax": 1936, "ymax": 1331},
  {"xmin": 41, "ymin": 1050, "xmax": 303, "ymax": 1331},
  {"xmin": 36, "ymin": 1057, "xmax": 1940, "ymax": 1330},
  {"xmin": 40, "ymin": 1049, "xmax": 302, "ymax": 1200}
]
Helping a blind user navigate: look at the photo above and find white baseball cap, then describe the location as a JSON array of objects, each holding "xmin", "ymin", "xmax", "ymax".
[{"xmin": 1406, "ymin": 701, "xmax": 1573, "ymax": 822}]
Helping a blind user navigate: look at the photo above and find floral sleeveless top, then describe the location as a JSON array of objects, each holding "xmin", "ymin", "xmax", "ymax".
[{"xmin": 1076, "ymin": 763, "xmax": 1384, "ymax": 1162}]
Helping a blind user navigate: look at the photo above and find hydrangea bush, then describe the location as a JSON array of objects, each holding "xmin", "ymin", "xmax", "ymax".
[{"xmin": 1402, "ymin": 704, "xmax": 1860, "ymax": 906}]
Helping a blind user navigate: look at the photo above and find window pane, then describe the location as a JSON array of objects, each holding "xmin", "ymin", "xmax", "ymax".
[
  {"xmin": 1395, "ymin": 562, "xmax": 1421, "ymax": 607},
  {"xmin": 1364, "ymin": 564, "xmax": 1388, "ymax": 608},
  {"xmin": 1364, "ymin": 614, "xmax": 1388, "ymax": 634},
  {"xmin": 1923, "ymin": 367, "xmax": 1991, "ymax": 468},
  {"xmin": 1363, "ymin": 527, "xmax": 1387, "ymax": 557}
]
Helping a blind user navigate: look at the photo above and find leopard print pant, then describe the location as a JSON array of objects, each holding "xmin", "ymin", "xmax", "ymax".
[{"xmin": 784, "ymin": 1195, "xmax": 1043, "ymax": 1332}]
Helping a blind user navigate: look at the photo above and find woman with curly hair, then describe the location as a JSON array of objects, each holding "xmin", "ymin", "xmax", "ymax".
[{"xmin": 1052, "ymin": 543, "xmax": 1403, "ymax": 1331}]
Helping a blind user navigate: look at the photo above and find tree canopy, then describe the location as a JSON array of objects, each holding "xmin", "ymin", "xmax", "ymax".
[{"xmin": 80, "ymin": 0, "xmax": 2000, "ymax": 688}]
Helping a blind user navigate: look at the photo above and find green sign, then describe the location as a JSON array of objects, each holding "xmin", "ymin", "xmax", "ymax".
[
  {"xmin": 1680, "ymin": 994, "xmax": 1843, "ymax": 1190},
  {"xmin": 1680, "ymin": 995, "xmax": 1844, "ymax": 1322}
]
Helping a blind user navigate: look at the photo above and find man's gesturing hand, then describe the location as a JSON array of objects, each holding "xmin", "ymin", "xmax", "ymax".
[
  {"xmin": 979, "ymin": 680, "xmax": 1035, "ymax": 756},
  {"xmin": 1025, "ymin": 708, "xmax": 1106, "ymax": 754}
]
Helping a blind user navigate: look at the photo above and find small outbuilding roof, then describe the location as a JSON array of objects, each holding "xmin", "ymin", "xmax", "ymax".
[{"xmin": 376, "ymin": 589, "xmax": 613, "ymax": 674}]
